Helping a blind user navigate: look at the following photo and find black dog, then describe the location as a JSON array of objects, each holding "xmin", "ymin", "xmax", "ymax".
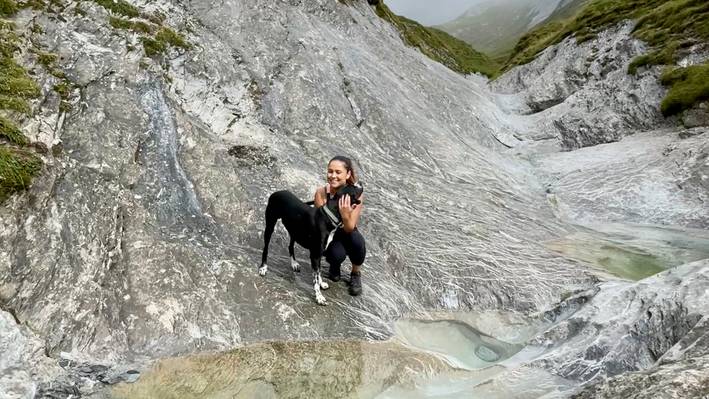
[{"xmin": 259, "ymin": 184, "xmax": 363, "ymax": 305}]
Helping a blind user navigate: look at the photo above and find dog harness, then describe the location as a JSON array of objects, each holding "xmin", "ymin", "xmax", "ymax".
[{"xmin": 320, "ymin": 202, "xmax": 343, "ymax": 229}]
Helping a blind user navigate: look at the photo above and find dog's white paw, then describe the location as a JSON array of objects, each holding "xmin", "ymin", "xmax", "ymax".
[
  {"xmin": 258, "ymin": 264, "xmax": 268, "ymax": 276},
  {"xmin": 290, "ymin": 259, "xmax": 300, "ymax": 272},
  {"xmin": 320, "ymin": 281, "xmax": 329, "ymax": 290},
  {"xmin": 315, "ymin": 294, "xmax": 327, "ymax": 306}
]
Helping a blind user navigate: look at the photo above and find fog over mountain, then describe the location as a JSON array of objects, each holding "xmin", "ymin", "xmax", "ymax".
[
  {"xmin": 386, "ymin": 0, "xmax": 559, "ymax": 26},
  {"xmin": 385, "ymin": 0, "xmax": 483, "ymax": 26}
]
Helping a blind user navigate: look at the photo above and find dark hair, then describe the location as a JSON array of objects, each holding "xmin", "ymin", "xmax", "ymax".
[{"xmin": 329, "ymin": 155, "xmax": 357, "ymax": 186}]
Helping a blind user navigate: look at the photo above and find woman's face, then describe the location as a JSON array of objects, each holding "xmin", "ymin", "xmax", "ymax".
[{"xmin": 327, "ymin": 160, "xmax": 351, "ymax": 190}]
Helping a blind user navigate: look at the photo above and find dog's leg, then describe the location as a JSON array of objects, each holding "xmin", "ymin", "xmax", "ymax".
[
  {"xmin": 288, "ymin": 237, "xmax": 300, "ymax": 272},
  {"xmin": 311, "ymin": 257, "xmax": 327, "ymax": 305},
  {"xmin": 259, "ymin": 210, "xmax": 277, "ymax": 276}
]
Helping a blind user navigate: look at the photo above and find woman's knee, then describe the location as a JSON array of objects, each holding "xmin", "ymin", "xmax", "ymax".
[
  {"xmin": 348, "ymin": 231, "xmax": 367, "ymax": 265},
  {"xmin": 325, "ymin": 242, "xmax": 347, "ymax": 265}
]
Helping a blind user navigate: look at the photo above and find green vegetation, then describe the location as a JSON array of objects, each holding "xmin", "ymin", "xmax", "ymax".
[
  {"xmin": 373, "ymin": 2, "xmax": 498, "ymax": 77},
  {"xmin": 504, "ymin": 0, "xmax": 709, "ymax": 114},
  {"xmin": 36, "ymin": 51, "xmax": 57, "ymax": 68},
  {"xmin": 104, "ymin": 6, "xmax": 190, "ymax": 57},
  {"xmin": 627, "ymin": 43, "xmax": 677, "ymax": 75},
  {"xmin": 0, "ymin": 146, "xmax": 41, "ymax": 202},
  {"xmin": 0, "ymin": 2, "xmax": 42, "ymax": 202},
  {"xmin": 1, "ymin": 21, "xmax": 40, "ymax": 114},
  {"xmin": 660, "ymin": 64, "xmax": 709, "ymax": 116},
  {"xmin": 506, "ymin": 0, "xmax": 709, "ymax": 70},
  {"xmin": 155, "ymin": 27, "xmax": 189, "ymax": 49},
  {"xmin": 92, "ymin": 0, "xmax": 139, "ymax": 18},
  {"xmin": 0, "ymin": 0, "xmax": 18, "ymax": 17},
  {"xmin": 138, "ymin": 27, "xmax": 189, "ymax": 57},
  {"xmin": 0, "ymin": 115, "xmax": 27, "ymax": 145},
  {"xmin": 140, "ymin": 36, "xmax": 165, "ymax": 57},
  {"xmin": 109, "ymin": 16, "xmax": 153, "ymax": 34}
]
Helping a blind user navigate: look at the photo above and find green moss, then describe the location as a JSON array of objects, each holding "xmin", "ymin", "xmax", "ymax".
[
  {"xmin": 59, "ymin": 99, "xmax": 71, "ymax": 112},
  {"xmin": 141, "ymin": 36, "xmax": 165, "ymax": 57},
  {"xmin": 155, "ymin": 27, "xmax": 189, "ymax": 49},
  {"xmin": 53, "ymin": 82, "xmax": 70, "ymax": 98},
  {"xmin": 373, "ymin": 2, "xmax": 498, "ymax": 77},
  {"xmin": 0, "ymin": 94, "xmax": 30, "ymax": 113},
  {"xmin": 660, "ymin": 64, "xmax": 709, "ymax": 116},
  {"xmin": 0, "ymin": 0, "xmax": 18, "ymax": 17},
  {"xmin": 0, "ymin": 146, "xmax": 42, "ymax": 202},
  {"xmin": 0, "ymin": 115, "xmax": 27, "ymax": 145},
  {"xmin": 109, "ymin": 16, "xmax": 154, "ymax": 34},
  {"xmin": 23, "ymin": 0, "xmax": 46, "ymax": 10},
  {"xmin": 0, "ymin": 57, "xmax": 41, "ymax": 110},
  {"xmin": 628, "ymin": 43, "xmax": 677, "ymax": 74},
  {"xmin": 92, "ymin": 0, "xmax": 139, "ymax": 18},
  {"xmin": 36, "ymin": 51, "xmax": 58, "ymax": 68},
  {"xmin": 0, "ymin": 20, "xmax": 18, "ymax": 58},
  {"xmin": 140, "ymin": 27, "xmax": 190, "ymax": 57}
]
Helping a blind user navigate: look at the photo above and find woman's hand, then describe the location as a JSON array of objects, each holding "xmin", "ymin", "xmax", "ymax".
[
  {"xmin": 339, "ymin": 193, "xmax": 363, "ymax": 233},
  {"xmin": 338, "ymin": 194, "xmax": 353, "ymax": 218}
]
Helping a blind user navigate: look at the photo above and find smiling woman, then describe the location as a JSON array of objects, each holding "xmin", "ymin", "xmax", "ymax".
[{"xmin": 314, "ymin": 156, "xmax": 366, "ymax": 296}]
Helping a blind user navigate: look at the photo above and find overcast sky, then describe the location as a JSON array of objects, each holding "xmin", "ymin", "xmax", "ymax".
[{"xmin": 386, "ymin": 0, "xmax": 486, "ymax": 26}]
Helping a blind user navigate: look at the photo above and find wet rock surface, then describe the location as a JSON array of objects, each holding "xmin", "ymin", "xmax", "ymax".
[{"xmin": 0, "ymin": 0, "xmax": 707, "ymax": 398}]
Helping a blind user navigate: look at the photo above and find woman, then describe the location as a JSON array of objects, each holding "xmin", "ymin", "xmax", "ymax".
[{"xmin": 314, "ymin": 156, "xmax": 366, "ymax": 296}]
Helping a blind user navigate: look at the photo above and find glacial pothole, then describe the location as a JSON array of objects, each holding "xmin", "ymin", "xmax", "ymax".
[{"xmin": 393, "ymin": 319, "xmax": 524, "ymax": 370}]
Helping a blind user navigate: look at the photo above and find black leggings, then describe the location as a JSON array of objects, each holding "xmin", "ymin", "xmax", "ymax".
[{"xmin": 325, "ymin": 228, "xmax": 366, "ymax": 268}]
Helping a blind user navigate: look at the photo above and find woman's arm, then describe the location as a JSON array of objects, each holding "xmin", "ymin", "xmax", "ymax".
[
  {"xmin": 339, "ymin": 193, "xmax": 364, "ymax": 233},
  {"xmin": 314, "ymin": 185, "xmax": 327, "ymax": 208}
]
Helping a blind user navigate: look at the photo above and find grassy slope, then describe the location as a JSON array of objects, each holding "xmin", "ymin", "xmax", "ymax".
[
  {"xmin": 437, "ymin": 1, "xmax": 536, "ymax": 60},
  {"xmin": 373, "ymin": 2, "xmax": 499, "ymax": 77},
  {"xmin": 438, "ymin": 0, "xmax": 590, "ymax": 62},
  {"xmin": 504, "ymin": 0, "xmax": 709, "ymax": 116},
  {"xmin": 0, "ymin": 0, "xmax": 42, "ymax": 202}
]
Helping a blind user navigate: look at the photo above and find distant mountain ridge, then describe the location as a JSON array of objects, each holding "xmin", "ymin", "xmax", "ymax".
[{"xmin": 438, "ymin": 0, "xmax": 588, "ymax": 58}]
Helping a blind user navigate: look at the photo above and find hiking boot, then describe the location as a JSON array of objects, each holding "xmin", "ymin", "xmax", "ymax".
[
  {"xmin": 328, "ymin": 264, "xmax": 341, "ymax": 282},
  {"xmin": 348, "ymin": 271, "xmax": 362, "ymax": 296}
]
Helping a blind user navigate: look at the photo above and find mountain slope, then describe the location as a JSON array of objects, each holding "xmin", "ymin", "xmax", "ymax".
[
  {"xmin": 504, "ymin": 0, "xmax": 709, "ymax": 116},
  {"xmin": 374, "ymin": 2, "xmax": 498, "ymax": 76},
  {"xmin": 438, "ymin": 0, "xmax": 588, "ymax": 59}
]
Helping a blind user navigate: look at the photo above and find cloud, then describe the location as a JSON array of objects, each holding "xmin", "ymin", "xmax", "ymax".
[{"xmin": 385, "ymin": 0, "xmax": 484, "ymax": 25}]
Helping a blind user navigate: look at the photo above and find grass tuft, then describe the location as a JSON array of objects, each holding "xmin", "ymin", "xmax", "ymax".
[
  {"xmin": 0, "ymin": 146, "xmax": 42, "ymax": 202},
  {"xmin": 92, "ymin": 0, "xmax": 139, "ymax": 18},
  {"xmin": 140, "ymin": 36, "xmax": 165, "ymax": 57},
  {"xmin": 0, "ymin": 0, "xmax": 18, "ymax": 17},
  {"xmin": 660, "ymin": 64, "xmax": 709, "ymax": 116},
  {"xmin": 109, "ymin": 16, "xmax": 154, "ymax": 34},
  {"xmin": 155, "ymin": 27, "xmax": 189, "ymax": 49},
  {"xmin": 0, "ymin": 115, "xmax": 27, "ymax": 145}
]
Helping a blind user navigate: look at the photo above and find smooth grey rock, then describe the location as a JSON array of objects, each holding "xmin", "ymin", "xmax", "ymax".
[
  {"xmin": 531, "ymin": 128, "xmax": 709, "ymax": 228},
  {"xmin": 492, "ymin": 22, "xmax": 671, "ymax": 149},
  {"xmin": 529, "ymin": 260, "xmax": 709, "ymax": 384},
  {"xmin": 0, "ymin": 0, "xmax": 594, "ymax": 372},
  {"xmin": 0, "ymin": 0, "xmax": 707, "ymax": 397},
  {"xmin": 682, "ymin": 102, "xmax": 709, "ymax": 129}
]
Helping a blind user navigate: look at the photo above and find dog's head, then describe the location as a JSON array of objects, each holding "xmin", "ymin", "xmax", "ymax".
[{"xmin": 333, "ymin": 183, "xmax": 363, "ymax": 208}]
